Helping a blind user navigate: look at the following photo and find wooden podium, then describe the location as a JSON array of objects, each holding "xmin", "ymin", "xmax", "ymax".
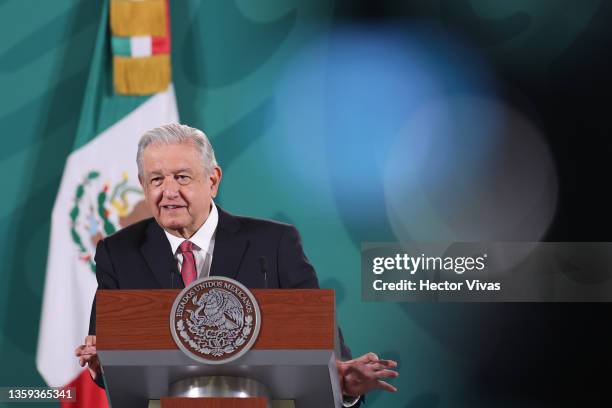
[{"xmin": 96, "ymin": 289, "xmax": 343, "ymax": 408}]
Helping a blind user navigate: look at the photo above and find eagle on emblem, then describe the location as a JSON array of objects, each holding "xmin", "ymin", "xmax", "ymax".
[{"xmin": 189, "ymin": 289, "xmax": 244, "ymax": 331}]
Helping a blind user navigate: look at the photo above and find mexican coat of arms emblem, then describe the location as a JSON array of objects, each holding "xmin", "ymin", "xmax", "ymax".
[{"xmin": 170, "ymin": 276, "xmax": 261, "ymax": 364}]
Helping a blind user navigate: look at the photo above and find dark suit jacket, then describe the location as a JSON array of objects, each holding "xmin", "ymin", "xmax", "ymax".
[
  {"xmin": 89, "ymin": 207, "xmax": 321, "ymax": 331},
  {"xmin": 88, "ymin": 207, "xmax": 359, "ymax": 404}
]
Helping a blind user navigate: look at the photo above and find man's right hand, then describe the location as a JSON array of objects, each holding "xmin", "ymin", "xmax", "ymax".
[{"xmin": 75, "ymin": 335, "xmax": 101, "ymax": 380}]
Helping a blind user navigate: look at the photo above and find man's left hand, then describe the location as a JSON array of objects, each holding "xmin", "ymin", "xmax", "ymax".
[{"xmin": 336, "ymin": 352, "xmax": 399, "ymax": 398}]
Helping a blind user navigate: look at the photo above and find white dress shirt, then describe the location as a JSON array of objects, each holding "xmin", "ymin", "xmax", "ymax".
[{"xmin": 164, "ymin": 201, "xmax": 218, "ymax": 278}]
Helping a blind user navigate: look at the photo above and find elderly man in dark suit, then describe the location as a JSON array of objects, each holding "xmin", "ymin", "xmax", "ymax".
[{"xmin": 75, "ymin": 124, "xmax": 398, "ymax": 405}]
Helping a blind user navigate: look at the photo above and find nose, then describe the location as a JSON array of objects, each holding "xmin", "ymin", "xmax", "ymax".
[{"xmin": 162, "ymin": 177, "xmax": 180, "ymax": 199}]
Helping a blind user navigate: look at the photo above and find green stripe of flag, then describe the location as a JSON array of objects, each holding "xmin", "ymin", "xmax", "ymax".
[{"xmin": 111, "ymin": 36, "xmax": 131, "ymax": 56}]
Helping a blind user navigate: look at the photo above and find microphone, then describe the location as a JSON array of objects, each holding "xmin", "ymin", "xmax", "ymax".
[{"xmin": 259, "ymin": 256, "xmax": 268, "ymax": 289}]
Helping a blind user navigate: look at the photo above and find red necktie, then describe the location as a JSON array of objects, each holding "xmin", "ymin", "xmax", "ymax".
[{"xmin": 178, "ymin": 240, "xmax": 197, "ymax": 286}]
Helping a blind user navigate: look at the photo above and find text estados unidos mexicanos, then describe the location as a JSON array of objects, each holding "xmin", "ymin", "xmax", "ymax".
[{"xmin": 372, "ymin": 253, "xmax": 486, "ymax": 275}]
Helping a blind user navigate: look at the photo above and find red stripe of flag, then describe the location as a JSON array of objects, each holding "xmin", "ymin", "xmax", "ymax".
[
  {"xmin": 152, "ymin": 36, "xmax": 169, "ymax": 54},
  {"xmin": 60, "ymin": 370, "xmax": 108, "ymax": 408}
]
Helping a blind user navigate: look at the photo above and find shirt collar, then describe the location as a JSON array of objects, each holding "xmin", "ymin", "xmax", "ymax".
[{"xmin": 164, "ymin": 201, "xmax": 219, "ymax": 255}]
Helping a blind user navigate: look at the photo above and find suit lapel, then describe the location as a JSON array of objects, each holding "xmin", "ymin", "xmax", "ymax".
[
  {"xmin": 210, "ymin": 207, "xmax": 249, "ymax": 280},
  {"xmin": 140, "ymin": 220, "xmax": 179, "ymax": 288}
]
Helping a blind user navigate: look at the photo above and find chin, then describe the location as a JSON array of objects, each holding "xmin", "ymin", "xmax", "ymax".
[{"xmin": 160, "ymin": 218, "xmax": 187, "ymax": 231}]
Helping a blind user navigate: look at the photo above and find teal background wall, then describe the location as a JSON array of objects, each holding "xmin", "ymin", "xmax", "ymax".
[{"xmin": 1, "ymin": 1, "xmax": 611, "ymax": 407}]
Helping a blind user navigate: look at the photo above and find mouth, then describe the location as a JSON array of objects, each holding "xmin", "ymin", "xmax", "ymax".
[{"xmin": 161, "ymin": 205, "xmax": 186, "ymax": 210}]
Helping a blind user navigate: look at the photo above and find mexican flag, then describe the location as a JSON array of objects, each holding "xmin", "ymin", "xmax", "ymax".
[{"xmin": 36, "ymin": 0, "xmax": 178, "ymax": 406}]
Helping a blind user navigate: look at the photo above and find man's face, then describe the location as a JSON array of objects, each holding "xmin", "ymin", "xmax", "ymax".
[{"xmin": 140, "ymin": 141, "xmax": 221, "ymax": 238}]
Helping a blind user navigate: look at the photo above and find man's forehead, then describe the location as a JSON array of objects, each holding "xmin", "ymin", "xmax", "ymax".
[{"xmin": 142, "ymin": 145, "xmax": 201, "ymax": 172}]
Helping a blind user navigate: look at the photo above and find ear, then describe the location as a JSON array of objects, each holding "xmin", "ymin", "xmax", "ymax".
[{"xmin": 210, "ymin": 166, "xmax": 222, "ymax": 198}]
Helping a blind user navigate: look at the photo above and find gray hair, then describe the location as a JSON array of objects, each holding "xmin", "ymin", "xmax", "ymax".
[{"xmin": 136, "ymin": 123, "xmax": 218, "ymax": 177}]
